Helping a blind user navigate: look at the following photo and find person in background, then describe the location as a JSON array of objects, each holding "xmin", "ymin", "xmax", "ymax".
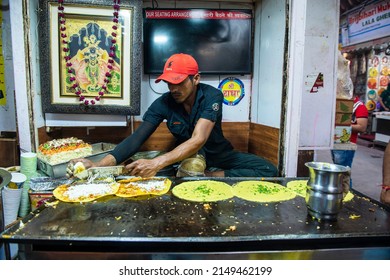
[
  {"xmin": 378, "ymin": 83, "xmax": 390, "ymax": 111},
  {"xmin": 69, "ymin": 53, "xmax": 277, "ymax": 178},
  {"xmin": 380, "ymin": 141, "xmax": 390, "ymax": 206},
  {"xmin": 331, "ymin": 94, "xmax": 368, "ymax": 188}
]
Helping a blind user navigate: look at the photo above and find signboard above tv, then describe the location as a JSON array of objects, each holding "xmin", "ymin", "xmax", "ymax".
[{"xmin": 143, "ymin": 9, "xmax": 253, "ymax": 75}]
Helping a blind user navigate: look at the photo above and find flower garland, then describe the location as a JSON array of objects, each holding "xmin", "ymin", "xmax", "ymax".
[{"xmin": 58, "ymin": 0, "xmax": 120, "ymax": 106}]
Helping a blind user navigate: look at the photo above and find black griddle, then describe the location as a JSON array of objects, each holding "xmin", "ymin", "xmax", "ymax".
[{"xmin": 1, "ymin": 177, "xmax": 390, "ymax": 254}]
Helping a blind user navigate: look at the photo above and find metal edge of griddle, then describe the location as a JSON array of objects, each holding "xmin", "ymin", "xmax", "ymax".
[{"xmin": 3, "ymin": 232, "xmax": 390, "ymax": 254}]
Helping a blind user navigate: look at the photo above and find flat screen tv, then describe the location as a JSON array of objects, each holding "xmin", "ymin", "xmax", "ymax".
[{"xmin": 143, "ymin": 9, "xmax": 253, "ymax": 75}]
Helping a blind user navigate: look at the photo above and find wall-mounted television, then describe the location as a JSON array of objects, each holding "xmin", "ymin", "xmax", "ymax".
[{"xmin": 143, "ymin": 9, "xmax": 253, "ymax": 75}]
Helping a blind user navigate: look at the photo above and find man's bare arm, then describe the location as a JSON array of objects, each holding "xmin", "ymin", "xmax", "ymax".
[{"xmin": 380, "ymin": 142, "xmax": 390, "ymax": 205}]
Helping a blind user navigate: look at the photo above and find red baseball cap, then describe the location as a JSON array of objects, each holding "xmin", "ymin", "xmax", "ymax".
[{"xmin": 155, "ymin": 53, "xmax": 199, "ymax": 84}]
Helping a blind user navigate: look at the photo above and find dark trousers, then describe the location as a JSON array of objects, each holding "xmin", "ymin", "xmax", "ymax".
[
  {"xmin": 331, "ymin": 149, "xmax": 355, "ymax": 188},
  {"xmin": 205, "ymin": 150, "xmax": 278, "ymax": 177}
]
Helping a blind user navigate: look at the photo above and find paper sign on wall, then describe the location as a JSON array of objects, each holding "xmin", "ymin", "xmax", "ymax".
[{"xmin": 305, "ymin": 73, "xmax": 324, "ymax": 93}]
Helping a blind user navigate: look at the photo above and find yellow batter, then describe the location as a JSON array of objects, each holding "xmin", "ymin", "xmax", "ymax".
[
  {"xmin": 172, "ymin": 180, "xmax": 233, "ymax": 202},
  {"xmin": 343, "ymin": 191, "xmax": 354, "ymax": 202},
  {"xmin": 232, "ymin": 181, "xmax": 296, "ymax": 203},
  {"xmin": 286, "ymin": 180, "xmax": 308, "ymax": 197}
]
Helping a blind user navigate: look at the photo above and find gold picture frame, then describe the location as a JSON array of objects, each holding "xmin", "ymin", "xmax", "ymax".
[{"xmin": 39, "ymin": 0, "xmax": 142, "ymax": 115}]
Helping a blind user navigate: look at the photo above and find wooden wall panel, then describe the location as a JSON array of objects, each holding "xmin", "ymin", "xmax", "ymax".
[
  {"xmin": 248, "ymin": 123, "xmax": 279, "ymax": 166},
  {"xmin": 134, "ymin": 122, "xmax": 176, "ymax": 152},
  {"xmin": 38, "ymin": 123, "xmax": 176, "ymax": 152},
  {"xmin": 297, "ymin": 150, "xmax": 314, "ymax": 177},
  {"xmin": 222, "ymin": 122, "xmax": 249, "ymax": 152},
  {"xmin": 0, "ymin": 138, "xmax": 19, "ymax": 167},
  {"xmin": 38, "ymin": 122, "xmax": 251, "ymax": 153},
  {"xmin": 39, "ymin": 126, "xmax": 132, "ymax": 147}
]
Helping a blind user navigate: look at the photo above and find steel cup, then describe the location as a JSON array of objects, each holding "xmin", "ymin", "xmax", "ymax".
[{"xmin": 305, "ymin": 162, "xmax": 350, "ymax": 221}]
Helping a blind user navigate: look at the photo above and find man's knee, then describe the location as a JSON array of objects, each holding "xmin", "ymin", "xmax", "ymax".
[{"xmin": 257, "ymin": 163, "xmax": 278, "ymax": 177}]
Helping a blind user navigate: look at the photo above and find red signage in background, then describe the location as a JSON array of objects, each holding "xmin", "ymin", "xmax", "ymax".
[
  {"xmin": 145, "ymin": 10, "xmax": 252, "ymax": 20},
  {"xmin": 344, "ymin": 0, "xmax": 390, "ymax": 46}
]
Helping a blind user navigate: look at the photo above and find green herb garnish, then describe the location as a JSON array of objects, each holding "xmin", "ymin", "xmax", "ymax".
[
  {"xmin": 256, "ymin": 184, "xmax": 278, "ymax": 194},
  {"xmin": 195, "ymin": 184, "xmax": 213, "ymax": 195}
]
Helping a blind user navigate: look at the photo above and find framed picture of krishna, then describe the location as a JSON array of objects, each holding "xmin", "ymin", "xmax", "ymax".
[{"xmin": 39, "ymin": 0, "xmax": 142, "ymax": 115}]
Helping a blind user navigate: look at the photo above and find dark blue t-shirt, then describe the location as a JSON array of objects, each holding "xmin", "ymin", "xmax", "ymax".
[{"xmin": 143, "ymin": 83, "xmax": 233, "ymax": 156}]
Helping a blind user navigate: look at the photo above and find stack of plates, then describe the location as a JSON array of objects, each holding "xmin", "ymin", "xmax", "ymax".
[
  {"xmin": 19, "ymin": 152, "xmax": 38, "ymax": 217},
  {"xmin": 2, "ymin": 186, "xmax": 23, "ymax": 227}
]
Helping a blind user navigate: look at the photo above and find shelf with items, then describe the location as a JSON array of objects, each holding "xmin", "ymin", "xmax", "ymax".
[
  {"xmin": 334, "ymin": 98, "xmax": 353, "ymax": 144},
  {"xmin": 373, "ymin": 112, "xmax": 390, "ymax": 146}
]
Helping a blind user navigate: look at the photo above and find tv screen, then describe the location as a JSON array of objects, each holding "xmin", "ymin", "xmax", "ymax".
[{"xmin": 143, "ymin": 9, "xmax": 253, "ymax": 75}]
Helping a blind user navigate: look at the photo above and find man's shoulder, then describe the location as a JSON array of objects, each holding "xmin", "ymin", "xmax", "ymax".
[
  {"xmin": 148, "ymin": 92, "xmax": 175, "ymax": 112},
  {"xmin": 382, "ymin": 89, "xmax": 390, "ymax": 97},
  {"xmin": 199, "ymin": 83, "xmax": 223, "ymax": 99},
  {"xmin": 354, "ymin": 101, "xmax": 368, "ymax": 117},
  {"xmin": 199, "ymin": 83, "xmax": 221, "ymax": 93},
  {"xmin": 151, "ymin": 92, "xmax": 172, "ymax": 103}
]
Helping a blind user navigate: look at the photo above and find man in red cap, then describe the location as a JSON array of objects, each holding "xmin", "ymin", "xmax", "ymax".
[{"xmin": 69, "ymin": 53, "xmax": 277, "ymax": 178}]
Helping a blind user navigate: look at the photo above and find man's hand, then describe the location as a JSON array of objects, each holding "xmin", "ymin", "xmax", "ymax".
[
  {"xmin": 380, "ymin": 188, "xmax": 390, "ymax": 206},
  {"xmin": 125, "ymin": 159, "xmax": 160, "ymax": 178}
]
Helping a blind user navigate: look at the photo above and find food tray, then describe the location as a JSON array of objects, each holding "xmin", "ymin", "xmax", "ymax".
[{"xmin": 37, "ymin": 143, "xmax": 116, "ymax": 178}]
